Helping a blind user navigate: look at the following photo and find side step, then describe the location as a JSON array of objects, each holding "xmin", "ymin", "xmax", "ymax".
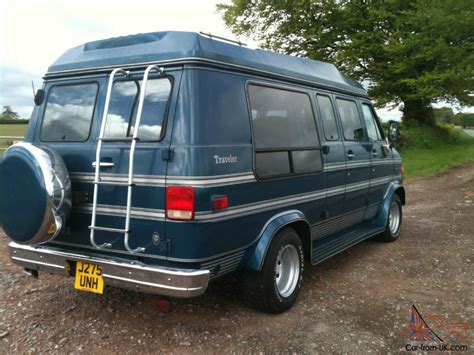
[{"xmin": 311, "ymin": 225, "xmax": 384, "ymax": 265}]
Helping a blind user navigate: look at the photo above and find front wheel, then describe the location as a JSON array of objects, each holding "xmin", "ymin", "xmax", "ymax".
[
  {"xmin": 243, "ymin": 227, "xmax": 304, "ymax": 313},
  {"xmin": 376, "ymin": 194, "xmax": 402, "ymax": 242}
]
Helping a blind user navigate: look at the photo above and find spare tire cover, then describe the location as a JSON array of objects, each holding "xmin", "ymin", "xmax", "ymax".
[{"xmin": 0, "ymin": 143, "xmax": 71, "ymax": 244}]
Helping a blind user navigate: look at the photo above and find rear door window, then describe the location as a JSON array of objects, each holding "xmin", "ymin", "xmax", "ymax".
[
  {"xmin": 336, "ymin": 99, "xmax": 364, "ymax": 141},
  {"xmin": 248, "ymin": 84, "xmax": 322, "ymax": 179},
  {"xmin": 40, "ymin": 83, "xmax": 98, "ymax": 142},
  {"xmin": 104, "ymin": 78, "xmax": 172, "ymax": 141}
]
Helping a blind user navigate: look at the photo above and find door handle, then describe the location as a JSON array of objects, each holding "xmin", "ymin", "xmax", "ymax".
[
  {"xmin": 92, "ymin": 161, "xmax": 115, "ymax": 168},
  {"xmin": 371, "ymin": 149, "xmax": 378, "ymax": 158},
  {"xmin": 347, "ymin": 151, "xmax": 355, "ymax": 160}
]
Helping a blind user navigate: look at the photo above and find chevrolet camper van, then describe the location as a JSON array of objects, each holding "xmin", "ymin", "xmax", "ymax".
[{"xmin": 0, "ymin": 31, "xmax": 404, "ymax": 313}]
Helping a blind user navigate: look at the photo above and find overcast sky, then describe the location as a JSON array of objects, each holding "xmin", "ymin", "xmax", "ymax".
[{"xmin": 0, "ymin": 0, "xmax": 470, "ymax": 121}]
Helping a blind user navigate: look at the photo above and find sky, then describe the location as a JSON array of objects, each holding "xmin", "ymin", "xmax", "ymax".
[{"xmin": 0, "ymin": 0, "xmax": 471, "ymax": 121}]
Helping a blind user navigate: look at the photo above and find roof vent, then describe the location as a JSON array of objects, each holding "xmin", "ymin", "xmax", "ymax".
[{"xmin": 84, "ymin": 33, "xmax": 166, "ymax": 51}]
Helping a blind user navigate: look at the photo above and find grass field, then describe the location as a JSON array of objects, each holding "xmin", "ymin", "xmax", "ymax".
[
  {"xmin": 399, "ymin": 124, "xmax": 474, "ymax": 178},
  {"xmin": 0, "ymin": 124, "xmax": 28, "ymax": 153}
]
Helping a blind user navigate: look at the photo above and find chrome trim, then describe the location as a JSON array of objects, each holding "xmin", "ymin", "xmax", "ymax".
[
  {"xmin": 8, "ymin": 242, "xmax": 209, "ymax": 298},
  {"xmin": 3, "ymin": 143, "xmax": 72, "ymax": 244},
  {"xmin": 92, "ymin": 161, "xmax": 115, "ymax": 168}
]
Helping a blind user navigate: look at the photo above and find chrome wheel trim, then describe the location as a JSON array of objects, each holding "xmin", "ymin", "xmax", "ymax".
[
  {"xmin": 275, "ymin": 244, "xmax": 300, "ymax": 298},
  {"xmin": 388, "ymin": 201, "xmax": 401, "ymax": 235}
]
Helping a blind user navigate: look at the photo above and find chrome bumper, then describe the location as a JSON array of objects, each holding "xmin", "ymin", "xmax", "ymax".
[{"xmin": 8, "ymin": 242, "xmax": 209, "ymax": 298}]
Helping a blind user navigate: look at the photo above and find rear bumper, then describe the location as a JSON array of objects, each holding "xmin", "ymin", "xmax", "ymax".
[{"xmin": 8, "ymin": 242, "xmax": 209, "ymax": 298}]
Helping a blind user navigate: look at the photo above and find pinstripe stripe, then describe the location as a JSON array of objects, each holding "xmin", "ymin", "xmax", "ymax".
[{"xmin": 72, "ymin": 175, "xmax": 401, "ymax": 222}]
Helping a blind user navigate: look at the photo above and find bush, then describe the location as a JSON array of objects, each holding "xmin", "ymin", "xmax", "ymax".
[
  {"xmin": 398, "ymin": 122, "xmax": 474, "ymax": 150},
  {"xmin": 0, "ymin": 119, "xmax": 29, "ymax": 125},
  {"xmin": 458, "ymin": 113, "xmax": 474, "ymax": 128}
]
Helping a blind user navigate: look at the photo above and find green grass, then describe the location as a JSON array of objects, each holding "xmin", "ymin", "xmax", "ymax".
[
  {"xmin": 0, "ymin": 124, "xmax": 28, "ymax": 153},
  {"xmin": 399, "ymin": 124, "xmax": 474, "ymax": 178}
]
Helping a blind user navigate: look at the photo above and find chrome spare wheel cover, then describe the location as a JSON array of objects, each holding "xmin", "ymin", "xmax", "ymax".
[
  {"xmin": 275, "ymin": 244, "xmax": 300, "ymax": 298},
  {"xmin": 388, "ymin": 201, "xmax": 401, "ymax": 235},
  {"xmin": 0, "ymin": 143, "xmax": 71, "ymax": 244}
]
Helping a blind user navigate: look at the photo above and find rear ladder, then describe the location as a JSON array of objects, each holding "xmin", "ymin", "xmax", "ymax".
[{"xmin": 89, "ymin": 65, "xmax": 164, "ymax": 253}]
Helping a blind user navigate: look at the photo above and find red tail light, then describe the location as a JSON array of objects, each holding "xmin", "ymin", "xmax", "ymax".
[
  {"xmin": 213, "ymin": 196, "xmax": 229, "ymax": 211},
  {"xmin": 166, "ymin": 186, "xmax": 195, "ymax": 221}
]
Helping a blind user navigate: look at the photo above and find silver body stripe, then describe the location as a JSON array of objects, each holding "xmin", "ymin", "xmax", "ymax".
[
  {"xmin": 69, "ymin": 171, "xmax": 256, "ymax": 188},
  {"xmin": 72, "ymin": 175, "xmax": 401, "ymax": 222},
  {"xmin": 69, "ymin": 160, "xmax": 400, "ymax": 187}
]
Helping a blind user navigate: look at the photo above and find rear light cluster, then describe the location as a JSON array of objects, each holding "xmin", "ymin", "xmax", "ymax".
[
  {"xmin": 166, "ymin": 186, "xmax": 229, "ymax": 221},
  {"xmin": 166, "ymin": 186, "xmax": 195, "ymax": 220}
]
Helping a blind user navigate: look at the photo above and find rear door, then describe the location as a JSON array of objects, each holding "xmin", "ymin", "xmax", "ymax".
[
  {"xmin": 88, "ymin": 70, "xmax": 179, "ymax": 255},
  {"xmin": 334, "ymin": 96, "xmax": 371, "ymax": 224},
  {"xmin": 37, "ymin": 69, "xmax": 181, "ymax": 259}
]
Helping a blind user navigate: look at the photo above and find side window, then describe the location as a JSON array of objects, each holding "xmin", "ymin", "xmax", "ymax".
[
  {"xmin": 361, "ymin": 104, "xmax": 384, "ymax": 141},
  {"xmin": 40, "ymin": 83, "xmax": 98, "ymax": 142},
  {"xmin": 336, "ymin": 99, "xmax": 364, "ymax": 141},
  {"xmin": 248, "ymin": 84, "xmax": 322, "ymax": 179},
  {"xmin": 104, "ymin": 78, "xmax": 172, "ymax": 141},
  {"xmin": 316, "ymin": 95, "xmax": 339, "ymax": 140}
]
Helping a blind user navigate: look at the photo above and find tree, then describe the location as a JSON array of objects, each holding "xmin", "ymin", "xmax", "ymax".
[
  {"xmin": 1, "ymin": 106, "xmax": 20, "ymax": 120},
  {"xmin": 218, "ymin": 0, "xmax": 474, "ymax": 126}
]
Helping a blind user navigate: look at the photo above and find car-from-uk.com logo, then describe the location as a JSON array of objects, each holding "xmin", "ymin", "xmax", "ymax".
[{"xmin": 403, "ymin": 305, "xmax": 469, "ymax": 352}]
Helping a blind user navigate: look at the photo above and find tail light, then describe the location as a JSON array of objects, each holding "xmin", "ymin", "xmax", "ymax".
[{"xmin": 166, "ymin": 186, "xmax": 195, "ymax": 220}]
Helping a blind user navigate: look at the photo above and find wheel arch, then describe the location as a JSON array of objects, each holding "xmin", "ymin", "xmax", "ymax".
[
  {"xmin": 374, "ymin": 181, "xmax": 405, "ymax": 228},
  {"xmin": 244, "ymin": 210, "xmax": 311, "ymax": 271}
]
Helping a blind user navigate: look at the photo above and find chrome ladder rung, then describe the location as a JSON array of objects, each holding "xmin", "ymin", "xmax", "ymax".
[
  {"xmin": 93, "ymin": 181, "xmax": 134, "ymax": 187},
  {"xmin": 98, "ymin": 136, "xmax": 139, "ymax": 142},
  {"xmin": 89, "ymin": 226, "xmax": 129, "ymax": 234}
]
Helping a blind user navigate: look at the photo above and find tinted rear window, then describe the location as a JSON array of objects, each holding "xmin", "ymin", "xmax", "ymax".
[
  {"xmin": 40, "ymin": 83, "xmax": 98, "ymax": 142},
  {"xmin": 104, "ymin": 78, "xmax": 172, "ymax": 141}
]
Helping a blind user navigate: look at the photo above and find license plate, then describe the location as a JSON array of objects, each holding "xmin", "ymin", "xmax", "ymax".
[{"xmin": 74, "ymin": 261, "xmax": 104, "ymax": 294}]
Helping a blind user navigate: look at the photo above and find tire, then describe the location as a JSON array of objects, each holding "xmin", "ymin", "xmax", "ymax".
[
  {"xmin": 376, "ymin": 194, "xmax": 402, "ymax": 242},
  {"xmin": 243, "ymin": 227, "xmax": 304, "ymax": 313}
]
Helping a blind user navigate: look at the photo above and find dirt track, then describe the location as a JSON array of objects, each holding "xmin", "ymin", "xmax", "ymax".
[{"xmin": 1, "ymin": 163, "xmax": 473, "ymax": 353}]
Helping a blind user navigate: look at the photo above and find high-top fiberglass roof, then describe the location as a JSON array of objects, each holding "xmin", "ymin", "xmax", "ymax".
[{"xmin": 47, "ymin": 31, "xmax": 366, "ymax": 95}]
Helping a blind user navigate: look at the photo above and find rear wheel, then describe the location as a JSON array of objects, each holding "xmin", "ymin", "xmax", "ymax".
[
  {"xmin": 243, "ymin": 227, "xmax": 304, "ymax": 313},
  {"xmin": 377, "ymin": 194, "xmax": 402, "ymax": 242}
]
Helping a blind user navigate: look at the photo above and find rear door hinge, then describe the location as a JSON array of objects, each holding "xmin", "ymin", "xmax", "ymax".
[{"xmin": 162, "ymin": 148, "xmax": 174, "ymax": 162}]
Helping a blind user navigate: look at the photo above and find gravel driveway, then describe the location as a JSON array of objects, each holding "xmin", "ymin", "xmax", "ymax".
[{"xmin": 1, "ymin": 163, "xmax": 473, "ymax": 353}]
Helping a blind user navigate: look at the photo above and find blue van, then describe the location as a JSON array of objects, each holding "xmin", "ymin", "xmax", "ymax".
[{"xmin": 0, "ymin": 31, "xmax": 404, "ymax": 313}]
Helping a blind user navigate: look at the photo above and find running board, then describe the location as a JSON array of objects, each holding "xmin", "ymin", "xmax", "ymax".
[{"xmin": 311, "ymin": 225, "xmax": 384, "ymax": 265}]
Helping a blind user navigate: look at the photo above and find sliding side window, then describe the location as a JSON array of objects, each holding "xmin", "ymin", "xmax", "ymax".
[
  {"xmin": 336, "ymin": 98, "xmax": 364, "ymax": 141},
  {"xmin": 316, "ymin": 95, "xmax": 339, "ymax": 141},
  {"xmin": 248, "ymin": 84, "xmax": 322, "ymax": 179},
  {"xmin": 104, "ymin": 78, "xmax": 172, "ymax": 141}
]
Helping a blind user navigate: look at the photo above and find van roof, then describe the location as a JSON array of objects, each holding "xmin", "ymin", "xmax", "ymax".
[{"xmin": 47, "ymin": 31, "xmax": 366, "ymax": 96}]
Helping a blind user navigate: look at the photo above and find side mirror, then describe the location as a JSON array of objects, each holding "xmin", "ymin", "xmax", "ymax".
[
  {"xmin": 34, "ymin": 89, "xmax": 45, "ymax": 106},
  {"xmin": 388, "ymin": 121, "xmax": 400, "ymax": 142}
]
